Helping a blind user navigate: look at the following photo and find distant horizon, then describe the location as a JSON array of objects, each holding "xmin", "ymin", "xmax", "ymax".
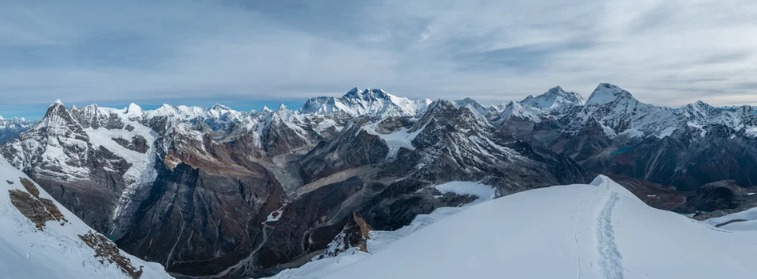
[{"xmin": 4, "ymin": 83, "xmax": 756, "ymax": 121}]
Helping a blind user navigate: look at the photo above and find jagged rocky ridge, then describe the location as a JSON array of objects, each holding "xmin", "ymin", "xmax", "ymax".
[
  {"xmin": 496, "ymin": 83, "xmax": 757, "ymax": 193},
  {"xmin": 1, "ymin": 85, "xmax": 755, "ymax": 277}
]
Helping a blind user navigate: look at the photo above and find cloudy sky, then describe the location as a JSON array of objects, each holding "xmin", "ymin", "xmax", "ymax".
[{"xmin": 1, "ymin": 0, "xmax": 756, "ymax": 119}]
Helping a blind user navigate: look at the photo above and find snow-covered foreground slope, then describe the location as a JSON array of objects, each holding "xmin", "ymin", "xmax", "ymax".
[
  {"xmin": 276, "ymin": 176, "xmax": 757, "ymax": 279},
  {"xmin": 0, "ymin": 158, "xmax": 172, "ymax": 279},
  {"xmin": 704, "ymin": 208, "xmax": 757, "ymax": 231},
  {"xmin": 270, "ymin": 181, "xmax": 496, "ymax": 279}
]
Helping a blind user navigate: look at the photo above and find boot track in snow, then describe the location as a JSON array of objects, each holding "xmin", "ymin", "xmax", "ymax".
[{"xmin": 597, "ymin": 192, "xmax": 624, "ymax": 279}]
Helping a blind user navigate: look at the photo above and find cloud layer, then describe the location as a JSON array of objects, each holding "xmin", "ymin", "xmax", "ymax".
[{"xmin": 1, "ymin": 0, "xmax": 756, "ymax": 118}]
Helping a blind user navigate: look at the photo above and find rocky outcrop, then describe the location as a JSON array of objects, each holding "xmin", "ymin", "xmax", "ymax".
[
  {"xmin": 320, "ymin": 212, "xmax": 372, "ymax": 258},
  {"xmin": 79, "ymin": 231, "xmax": 144, "ymax": 279},
  {"xmin": 8, "ymin": 179, "xmax": 68, "ymax": 230}
]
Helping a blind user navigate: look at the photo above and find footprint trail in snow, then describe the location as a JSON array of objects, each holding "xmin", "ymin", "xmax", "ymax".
[{"xmin": 597, "ymin": 192, "xmax": 624, "ymax": 279}]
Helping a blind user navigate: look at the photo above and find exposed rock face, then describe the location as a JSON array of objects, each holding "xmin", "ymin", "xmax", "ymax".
[
  {"xmin": 9, "ymin": 176, "xmax": 68, "ymax": 230},
  {"xmin": 117, "ymin": 162, "xmax": 285, "ymax": 276},
  {"xmin": 252, "ymin": 178, "xmax": 369, "ymax": 274},
  {"xmin": 8, "ymin": 188, "xmax": 67, "ymax": 230},
  {"xmin": 112, "ymin": 135, "xmax": 149, "ymax": 153},
  {"xmin": 321, "ymin": 212, "xmax": 372, "ymax": 258},
  {"xmin": 299, "ymin": 123, "xmax": 389, "ymax": 183},
  {"xmin": 499, "ymin": 83, "xmax": 757, "ymax": 192}
]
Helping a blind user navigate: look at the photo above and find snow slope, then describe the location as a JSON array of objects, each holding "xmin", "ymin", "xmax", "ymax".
[
  {"xmin": 704, "ymin": 208, "xmax": 757, "ymax": 231},
  {"xmin": 0, "ymin": 158, "xmax": 172, "ymax": 279},
  {"xmin": 270, "ymin": 181, "xmax": 495, "ymax": 279},
  {"xmin": 276, "ymin": 176, "xmax": 757, "ymax": 279}
]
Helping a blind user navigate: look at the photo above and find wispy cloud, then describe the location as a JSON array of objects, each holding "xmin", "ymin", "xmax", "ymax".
[{"xmin": 1, "ymin": 0, "xmax": 756, "ymax": 118}]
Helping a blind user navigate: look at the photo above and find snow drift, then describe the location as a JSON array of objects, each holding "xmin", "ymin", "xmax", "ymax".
[
  {"xmin": 276, "ymin": 176, "xmax": 757, "ymax": 279},
  {"xmin": 0, "ymin": 158, "xmax": 172, "ymax": 279}
]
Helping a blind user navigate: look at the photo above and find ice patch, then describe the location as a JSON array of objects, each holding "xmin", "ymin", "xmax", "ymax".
[
  {"xmin": 362, "ymin": 123, "xmax": 423, "ymax": 159},
  {"xmin": 745, "ymin": 127, "xmax": 757, "ymax": 138},
  {"xmin": 434, "ymin": 181, "xmax": 495, "ymax": 203}
]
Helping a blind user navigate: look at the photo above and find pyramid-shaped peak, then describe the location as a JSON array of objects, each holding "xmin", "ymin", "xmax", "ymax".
[
  {"xmin": 585, "ymin": 83, "xmax": 635, "ymax": 106},
  {"xmin": 545, "ymin": 86, "xmax": 565, "ymax": 94},
  {"xmin": 521, "ymin": 86, "xmax": 585, "ymax": 109},
  {"xmin": 53, "ymin": 99, "xmax": 64, "ymax": 106},
  {"xmin": 693, "ymin": 100, "xmax": 712, "ymax": 108},
  {"xmin": 45, "ymin": 99, "xmax": 68, "ymax": 114}
]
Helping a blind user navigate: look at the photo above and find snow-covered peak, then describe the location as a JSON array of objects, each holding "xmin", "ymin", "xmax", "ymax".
[
  {"xmin": 145, "ymin": 104, "xmax": 205, "ymax": 120},
  {"xmin": 342, "ymin": 88, "xmax": 391, "ymax": 100},
  {"xmin": 37, "ymin": 99, "xmax": 80, "ymax": 131},
  {"xmin": 301, "ymin": 87, "xmax": 431, "ymax": 118},
  {"xmin": 585, "ymin": 83, "xmax": 636, "ymax": 106},
  {"xmin": 573, "ymin": 84, "xmax": 680, "ymax": 138},
  {"xmin": 453, "ymin": 97, "xmax": 497, "ymax": 117},
  {"xmin": 147, "ymin": 104, "xmax": 177, "ymax": 117},
  {"xmin": 52, "ymin": 99, "xmax": 64, "ymax": 106},
  {"xmin": 521, "ymin": 86, "xmax": 585, "ymax": 111},
  {"xmin": 679, "ymin": 100, "xmax": 718, "ymax": 120},
  {"xmin": 209, "ymin": 104, "xmax": 230, "ymax": 111},
  {"xmin": 278, "ymin": 104, "xmax": 288, "ymax": 111},
  {"xmin": 125, "ymin": 103, "xmax": 143, "ymax": 119},
  {"xmin": 496, "ymin": 101, "xmax": 542, "ymax": 123}
]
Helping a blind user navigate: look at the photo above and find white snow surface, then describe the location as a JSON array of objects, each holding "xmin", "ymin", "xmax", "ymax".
[
  {"xmin": 585, "ymin": 83, "xmax": 634, "ymax": 106},
  {"xmin": 361, "ymin": 123, "xmax": 423, "ymax": 159},
  {"xmin": 496, "ymin": 101, "xmax": 543, "ymax": 122},
  {"xmin": 0, "ymin": 158, "xmax": 172, "ymax": 279},
  {"xmin": 521, "ymin": 86, "xmax": 585, "ymax": 112},
  {"xmin": 433, "ymin": 181, "xmax": 495, "ymax": 202},
  {"xmin": 704, "ymin": 208, "xmax": 757, "ymax": 231},
  {"xmin": 273, "ymin": 176, "xmax": 757, "ymax": 279},
  {"xmin": 745, "ymin": 127, "xmax": 757, "ymax": 138}
]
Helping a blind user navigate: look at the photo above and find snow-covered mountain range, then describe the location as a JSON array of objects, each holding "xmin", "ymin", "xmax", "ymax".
[
  {"xmin": 0, "ymin": 84, "xmax": 755, "ymax": 278},
  {"xmin": 300, "ymin": 88, "xmax": 432, "ymax": 118}
]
